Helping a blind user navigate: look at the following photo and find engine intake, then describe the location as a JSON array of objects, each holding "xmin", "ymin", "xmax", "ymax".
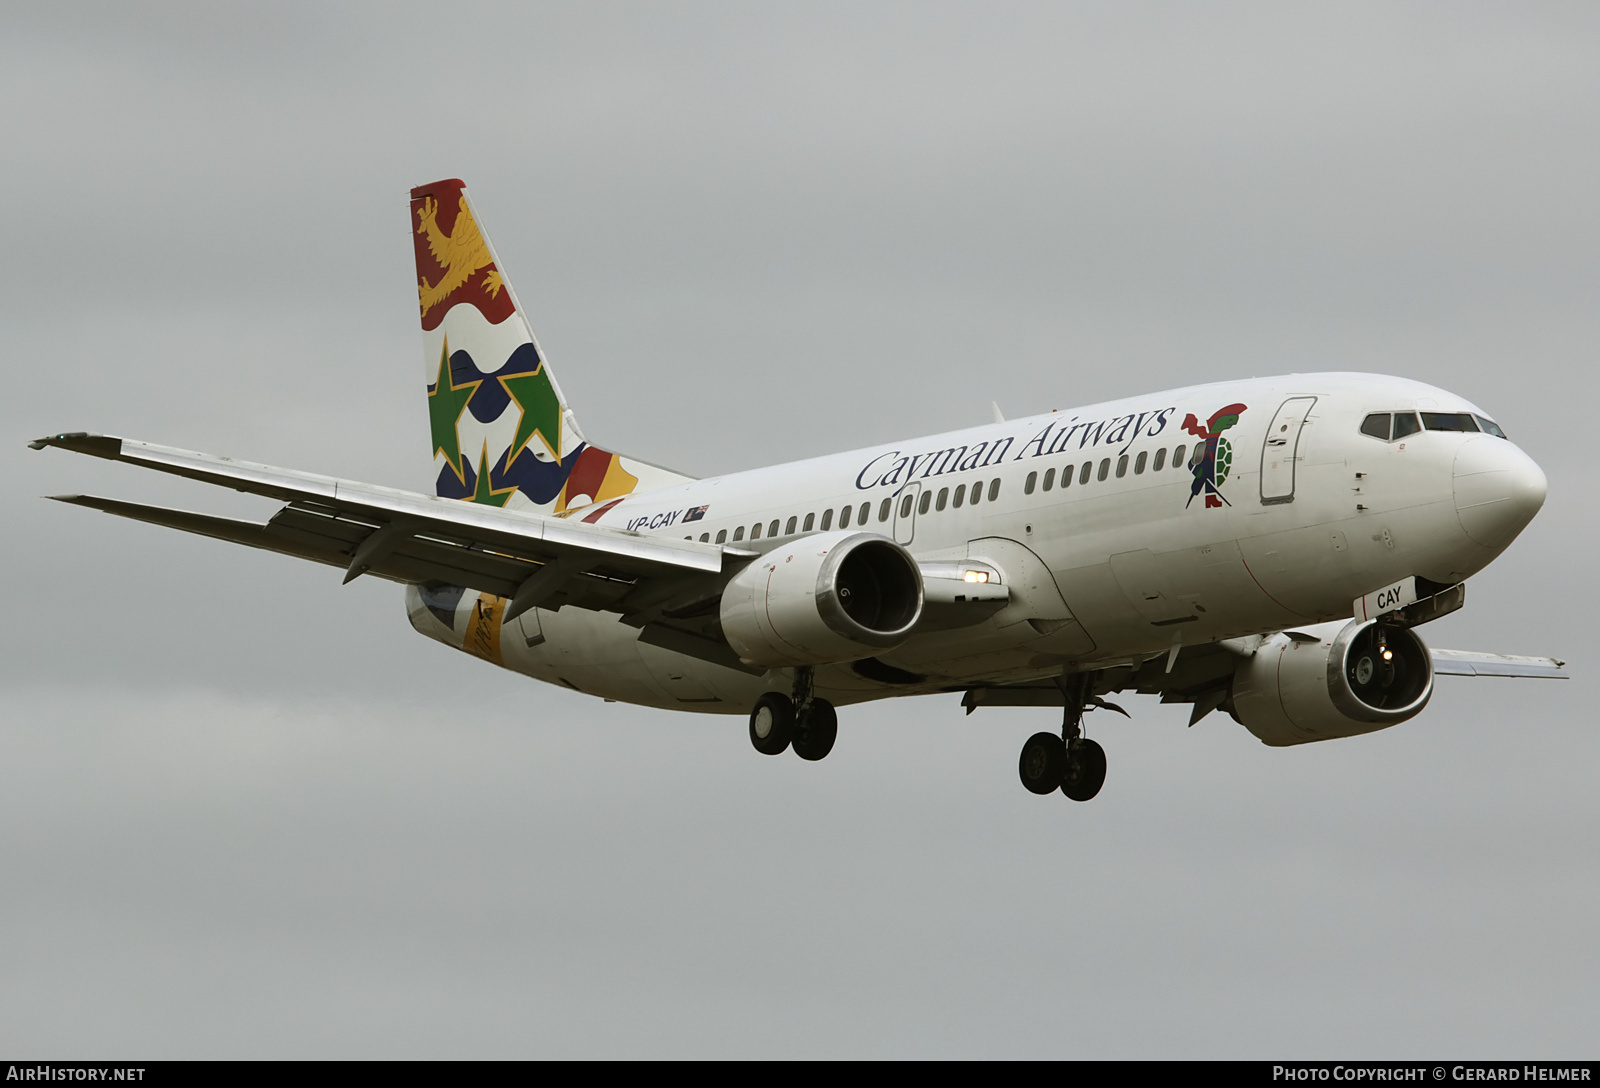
[
  {"xmin": 1230, "ymin": 618, "xmax": 1434, "ymax": 746},
  {"xmin": 720, "ymin": 531, "xmax": 923, "ymax": 667}
]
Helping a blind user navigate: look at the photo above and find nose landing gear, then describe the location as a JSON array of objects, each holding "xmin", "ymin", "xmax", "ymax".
[
  {"xmin": 1015, "ymin": 674, "xmax": 1109, "ymax": 801},
  {"xmin": 747, "ymin": 666, "xmax": 837, "ymax": 760}
]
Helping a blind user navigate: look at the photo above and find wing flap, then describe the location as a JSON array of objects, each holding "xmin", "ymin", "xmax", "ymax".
[{"xmin": 1430, "ymin": 649, "xmax": 1569, "ymax": 679}]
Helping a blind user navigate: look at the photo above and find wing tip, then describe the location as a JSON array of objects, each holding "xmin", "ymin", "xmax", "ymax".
[{"xmin": 29, "ymin": 433, "xmax": 123, "ymax": 458}]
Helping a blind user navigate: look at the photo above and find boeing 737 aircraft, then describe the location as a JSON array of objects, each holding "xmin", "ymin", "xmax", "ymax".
[{"xmin": 33, "ymin": 178, "xmax": 1566, "ymax": 801}]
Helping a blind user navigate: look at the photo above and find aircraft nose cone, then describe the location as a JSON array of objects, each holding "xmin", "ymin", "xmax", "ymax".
[{"xmin": 1453, "ymin": 436, "xmax": 1547, "ymax": 550}]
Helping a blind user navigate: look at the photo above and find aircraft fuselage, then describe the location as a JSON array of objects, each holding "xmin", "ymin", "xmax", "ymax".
[{"xmin": 405, "ymin": 371, "xmax": 1546, "ymax": 713}]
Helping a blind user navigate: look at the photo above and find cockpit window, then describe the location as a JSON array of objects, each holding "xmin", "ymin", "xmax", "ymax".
[
  {"xmin": 1362, "ymin": 411, "xmax": 1430, "ymax": 441},
  {"xmin": 1360, "ymin": 413, "xmax": 1391, "ymax": 440},
  {"xmin": 1473, "ymin": 414, "xmax": 1508, "ymax": 439},
  {"xmin": 1421, "ymin": 412, "xmax": 1480, "ymax": 433}
]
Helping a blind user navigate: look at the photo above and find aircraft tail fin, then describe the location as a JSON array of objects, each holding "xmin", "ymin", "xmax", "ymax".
[{"xmin": 409, "ymin": 178, "xmax": 689, "ymax": 513}]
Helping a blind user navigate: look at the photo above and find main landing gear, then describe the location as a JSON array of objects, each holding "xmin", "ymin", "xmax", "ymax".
[
  {"xmin": 1017, "ymin": 674, "xmax": 1108, "ymax": 802},
  {"xmin": 748, "ymin": 666, "xmax": 838, "ymax": 761}
]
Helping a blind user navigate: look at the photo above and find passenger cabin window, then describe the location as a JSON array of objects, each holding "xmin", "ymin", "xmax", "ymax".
[
  {"xmin": 1135, "ymin": 451, "xmax": 1147, "ymax": 474},
  {"xmin": 1079, "ymin": 462, "xmax": 1091, "ymax": 486},
  {"xmin": 953, "ymin": 484, "xmax": 966, "ymax": 508},
  {"xmin": 1422, "ymin": 412, "xmax": 1479, "ymax": 433},
  {"xmin": 1153, "ymin": 448, "xmax": 1167, "ymax": 471},
  {"xmin": 700, "ymin": 533, "xmax": 709, "ymax": 542},
  {"xmin": 769, "ymin": 519, "xmax": 780, "ymax": 537},
  {"xmin": 1060, "ymin": 464, "xmax": 1073, "ymax": 488},
  {"xmin": 988, "ymin": 479, "xmax": 1000, "ymax": 501},
  {"xmin": 918, "ymin": 490, "xmax": 932, "ymax": 514},
  {"xmin": 1473, "ymin": 414, "xmax": 1507, "ymax": 439},
  {"xmin": 936, "ymin": 487, "xmax": 949, "ymax": 511},
  {"xmin": 1024, "ymin": 471, "xmax": 1037, "ymax": 495},
  {"xmin": 785, "ymin": 516, "xmax": 797, "ymax": 535},
  {"xmin": 1393, "ymin": 412, "xmax": 1421, "ymax": 439},
  {"xmin": 839, "ymin": 505, "xmax": 851, "ymax": 528},
  {"xmin": 1097, "ymin": 458, "xmax": 1110, "ymax": 481},
  {"xmin": 1042, "ymin": 468, "xmax": 1055, "ymax": 491},
  {"xmin": 1116, "ymin": 454, "xmax": 1129, "ymax": 478},
  {"xmin": 858, "ymin": 502, "xmax": 870, "ymax": 525},
  {"xmin": 716, "ymin": 529, "xmax": 727, "ymax": 543},
  {"xmin": 899, "ymin": 494, "xmax": 913, "ymax": 518},
  {"xmin": 1172, "ymin": 444, "xmax": 1186, "ymax": 469},
  {"xmin": 877, "ymin": 499, "xmax": 890, "ymax": 522},
  {"xmin": 970, "ymin": 479, "xmax": 983, "ymax": 505},
  {"xmin": 1361, "ymin": 413, "xmax": 1392, "ymax": 441},
  {"xmin": 821, "ymin": 508, "xmax": 834, "ymax": 531},
  {"xmin": 732, "ymin": 526, "xmax": 744, "ymax": 541},
  {"xmin": 751, "ymin": 523, "xmax": 762, "ymax": 539},
  {"xmin": 803, "ymin": 513, "xmax": 815, "ymax": 532}
]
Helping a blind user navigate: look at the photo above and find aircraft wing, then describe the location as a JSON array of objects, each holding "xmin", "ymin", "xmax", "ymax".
[
  {"xmin": 32, "ymin": 432, "xmax": 753, "ymax": 622},
  {"xmin": 960, "ymin": 636, "xmax": 1569, "ymax": 726}
]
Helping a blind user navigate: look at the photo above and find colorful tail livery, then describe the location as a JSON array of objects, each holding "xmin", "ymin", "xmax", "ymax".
[{"xmin": 411, "ymin": 179, "xmax": 691, "ymax": 512}]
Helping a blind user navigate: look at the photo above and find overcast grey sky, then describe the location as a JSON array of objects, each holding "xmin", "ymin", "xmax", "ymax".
[{"xmin": 2, "ymin": 1, "xmax": 1596, "ymax": 1057}]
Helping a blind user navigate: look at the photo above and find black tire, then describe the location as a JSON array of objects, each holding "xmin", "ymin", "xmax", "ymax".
[
  {"xmin": 1018, "ymin": 731, "xmax": 1066, "ymax": 795},
  {"xmin": 792, "ymin": 699, "xmax": 838, "ymax": 762},
  {"xmin": 1061, "ymin": 738, "xmax": 1106, "ymax": 802},
  {"xmin": 749, "ymin": 692, "xmax": 794, "ymax": 755}
]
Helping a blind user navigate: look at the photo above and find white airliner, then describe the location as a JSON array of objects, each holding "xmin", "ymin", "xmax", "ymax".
[{"xmin": 34, "ymin": 178, "xmax": 1566, "ymax": 801}]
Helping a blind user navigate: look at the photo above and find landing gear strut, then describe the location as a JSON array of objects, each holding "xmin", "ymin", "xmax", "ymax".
[
  {"xmin": 1015, "ymin": 674, "xmax": 1108, "ymax": 801},
  {"xmin": 747, "ymin": 666, "xmax": 837, "ymax": 760}
]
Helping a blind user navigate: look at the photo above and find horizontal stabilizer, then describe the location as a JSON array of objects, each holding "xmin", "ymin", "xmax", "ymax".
[
  {"xmin": 49, "ymin": 493, "xmax": 369, "ymax": 575},
  {"xmin": 1430, "ymin": 648, "xmax": 1569, "ymax": 679}
]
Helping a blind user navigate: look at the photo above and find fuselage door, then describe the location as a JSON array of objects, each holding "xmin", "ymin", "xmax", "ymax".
[
  {"xmin": 893, "ymin": 482, "xmax": 922, "ymax": 545},
  {"xmin": 1260, "ymin": 396, "xmax": 1317, "ymax": 505}
]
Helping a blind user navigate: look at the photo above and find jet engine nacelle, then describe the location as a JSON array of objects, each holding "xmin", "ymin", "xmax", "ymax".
[
  {"xmin": 719, "ymin": 531, "xmax": 924, "ymax": 668},
  {"xmin": 1230, "ymin": 618, "xmax": 1434, "ymax": 746}
]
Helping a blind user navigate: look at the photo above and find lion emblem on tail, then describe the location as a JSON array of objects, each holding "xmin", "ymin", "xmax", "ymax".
[{"xmin": 415, "ymin": 195, "xmax": 505, "ymax": 318}]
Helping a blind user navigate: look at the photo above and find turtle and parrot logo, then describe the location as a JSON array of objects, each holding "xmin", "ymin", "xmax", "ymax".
[{"xmin": 1183, "ymin": 402, "xmax": 1247, "ymax": 509}]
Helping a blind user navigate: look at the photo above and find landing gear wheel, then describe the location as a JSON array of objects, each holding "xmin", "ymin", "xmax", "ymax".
[
  {"xmin": 791, "ymin": 699, "xmax": 837, "ymax": 762},
  {"xmin": 749, "ymin": 692, "xmax": 795, "ymax": 755},
  {"xmin": 1018, "ymin": 732, "xmax": 1066, "ymax": 795},
  {"xmin": 1060, "ymin": 738, "xmax": 1106, "ymax": 802}
]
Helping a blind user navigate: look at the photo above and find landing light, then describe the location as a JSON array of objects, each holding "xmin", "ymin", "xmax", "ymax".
[{"xmin": 963, "ymin": 570, "xmax": 989, "ymax": 583}]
